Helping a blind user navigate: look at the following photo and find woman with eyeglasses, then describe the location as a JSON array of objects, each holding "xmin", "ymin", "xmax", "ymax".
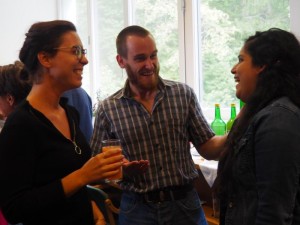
[{"xmin": 0, "ymin": 20, "xmax": 123, "ymax": 225}]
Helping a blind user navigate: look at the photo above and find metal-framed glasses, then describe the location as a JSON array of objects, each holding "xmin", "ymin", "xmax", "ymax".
[{"xmin": 54, "ymin": 45, "xmax": 87, "ymax": 60}]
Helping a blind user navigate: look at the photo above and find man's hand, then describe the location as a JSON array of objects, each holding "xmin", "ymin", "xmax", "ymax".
[{"xmin": 123, "ymin": 159, "xmax": 150, "ymax": 176}]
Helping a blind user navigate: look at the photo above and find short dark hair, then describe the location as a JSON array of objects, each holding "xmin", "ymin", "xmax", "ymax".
[
  {"xmin": 116, "ymin": 25, "xmax": 152, "ymax": 58},
  {"xmin": 19, "ymin": 20, "xmax": 76, "ymax": 80},
  {"xmin": 0, "ymin": 61, "xmax": 32, "ymax": 104}
]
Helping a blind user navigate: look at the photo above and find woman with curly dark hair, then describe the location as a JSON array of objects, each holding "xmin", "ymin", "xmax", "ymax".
[{"xmin": 217, "ymin": 28, "xmax": 300, "ymax": 225}]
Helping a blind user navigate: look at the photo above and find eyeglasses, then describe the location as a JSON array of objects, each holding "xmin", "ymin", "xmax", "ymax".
[{"xmin": 54, "ymin": 45, "xmax": 87, "ymax": 60}]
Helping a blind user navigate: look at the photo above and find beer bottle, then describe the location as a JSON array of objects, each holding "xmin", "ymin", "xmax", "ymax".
[
  {"xmin": 226, "ymin": 103, "xmax": 236, "ymax": 133},
  {"xmin": 211, "ymin": 104, "xmax": 226, "ymax": 135},
  {"xmin": 240, "ymin": 100, "xmax": 245, "ymax": 110}
]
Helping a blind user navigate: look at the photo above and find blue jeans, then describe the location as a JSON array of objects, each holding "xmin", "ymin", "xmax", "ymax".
[{"xmin": 118, "ymin": 189, "xmax": 208, "ymax": 225}]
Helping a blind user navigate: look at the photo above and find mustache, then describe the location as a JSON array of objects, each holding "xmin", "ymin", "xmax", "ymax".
[{"xmin": 140, "ymin": 65, "xmax": 159, "ymax": 74}]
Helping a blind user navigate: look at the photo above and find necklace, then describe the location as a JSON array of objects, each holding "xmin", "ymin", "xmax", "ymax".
[
  {"xmin": 72, "ymin": 120, "xmax": 82, "ymax": 155},
  {"xmin": 28, "ymin": 106, "xmax": 82, "ymax": 154}
]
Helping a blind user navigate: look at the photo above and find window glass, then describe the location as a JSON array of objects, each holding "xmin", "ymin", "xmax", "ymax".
[
  {"xmin": 92, "ymin": 0, "xmax": 126, "ymax": 101},
  {"xmin": 75, "ymin": 0, "xmax": 90, "ymax": 91},
  {"xmin": 199, "ymin": 0, "xmax": 290, "ymax": 121},
  {"xmin": 133, "ymin": 0, "xmax": 179, "ymax": 82},
  {"xmin": 61, "ymin": 0, "xmax": 290, "ymax": 121}
]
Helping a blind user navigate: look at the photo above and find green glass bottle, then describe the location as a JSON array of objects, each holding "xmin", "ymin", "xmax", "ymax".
[
  {"xmin": 240, "ymin": 99, "xmax": 245, "ymax": 110},
  {"xmin": 211, "ymin": 104, "xmax": 226, "ymax": 135},
  {"xmin": 226, "ymin": 103, "xmax": 236, "ymax": 133}
]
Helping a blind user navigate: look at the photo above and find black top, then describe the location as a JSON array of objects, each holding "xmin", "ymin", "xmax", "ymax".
[{"xmin": 0, "ymin": 99, "xmax": 93, "ymax": 225}]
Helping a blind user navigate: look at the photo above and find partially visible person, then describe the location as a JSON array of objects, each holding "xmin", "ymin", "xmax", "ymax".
[
  {"xmin": 0, "ymin": 20, "xmax": 123, "ymax": 225},
  {"xmin": 217, "ymin": 28, "xmax": 300, "ymax": 225},
  {"xmin": 91, "ymin": 25, "xmax": 226, "ymax": 225},
  {"xmin": 0, "ymin": 61, "xmax": 32, "ymax": 225},
  {"xmin": 62, "ymin": 87, "xmax": 93, "ymax": 142},
  {"xmin": 0, "ymin": 61, "xmax": 31, "ymax": 120}
]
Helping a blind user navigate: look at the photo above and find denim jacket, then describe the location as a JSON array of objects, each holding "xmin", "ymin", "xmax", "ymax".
[{"xmin": 220, "ymin": 97, "xmax": 300, "ymax": 225}]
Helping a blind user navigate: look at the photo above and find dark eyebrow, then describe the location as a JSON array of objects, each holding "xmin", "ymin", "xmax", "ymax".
[
  {"xmin": 133, "ymin": 54, "xmax": 146, "ymax": 60},
  {"xmin": 133, "ymin": 50, "xmax": 158, "ymax": 60},
  {"xmin": 72, "ymin": 45, "xmax": 83, "ymax": 49},
  {"xmin": 152, "ymin": 50, "xmax": 158, "ymax": 55}
]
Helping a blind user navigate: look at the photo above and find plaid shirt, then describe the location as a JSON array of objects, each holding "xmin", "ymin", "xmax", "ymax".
[{"xmin": 91, "ymin": 77, "xmax": 214, "ymax": 193}]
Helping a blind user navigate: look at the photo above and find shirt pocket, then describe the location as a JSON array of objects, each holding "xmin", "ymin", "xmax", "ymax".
[{"xmin": 163, "ymin": 113, "xmax": 187, "ymax": 143}]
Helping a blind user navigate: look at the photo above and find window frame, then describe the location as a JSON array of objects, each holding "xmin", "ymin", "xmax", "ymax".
[{"xmin": 57, "ymin": 0, "xmax": 300, "ymax": 118}]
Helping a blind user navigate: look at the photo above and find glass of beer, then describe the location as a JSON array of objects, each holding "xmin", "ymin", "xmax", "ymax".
[{"xmin": 102, "ymin": 139, "xmax": 123, "ymax": 183}]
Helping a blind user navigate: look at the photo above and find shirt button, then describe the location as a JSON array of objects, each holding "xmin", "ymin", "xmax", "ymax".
[{"xmin": 228, "ymin": 202, "xmax": 233, "ymax": 208}]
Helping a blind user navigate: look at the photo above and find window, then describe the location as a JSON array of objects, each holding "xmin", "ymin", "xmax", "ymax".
[
  {"xmin": 58, "ymin": 0, "xmax": 292, "ymax": 121},
  {"xmin": 195, "ymin": 0, "xmax": 290, "ymax": 120},
  {"xmin": 58, "ymin": 0, "xmax": 180, "ymax": 104}
]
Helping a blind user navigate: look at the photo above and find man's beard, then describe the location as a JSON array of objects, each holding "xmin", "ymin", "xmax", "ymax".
[{"xmin": 125, "ymin": 63, "xmax": 160, "ymax": 91}]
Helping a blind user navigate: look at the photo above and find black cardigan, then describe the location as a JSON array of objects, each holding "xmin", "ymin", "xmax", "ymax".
[{"xmin": 0, "ymin": 100, "xmax": 93, "ymax": 225}]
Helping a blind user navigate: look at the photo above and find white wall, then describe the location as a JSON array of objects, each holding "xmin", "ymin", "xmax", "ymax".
[{"xmin": 0, "ymin": 0, "xmax": 57, "ymax": 64}]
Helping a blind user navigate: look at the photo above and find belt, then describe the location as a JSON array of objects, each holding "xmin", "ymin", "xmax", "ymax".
[{"xmin": 141, "ymin": 184, "xmax": 193, "ymax": 203}]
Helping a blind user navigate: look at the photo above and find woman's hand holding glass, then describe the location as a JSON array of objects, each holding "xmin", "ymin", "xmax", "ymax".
[{"xmin": 79, "ymin": 148, "xmax": 124, "ymax": 185}]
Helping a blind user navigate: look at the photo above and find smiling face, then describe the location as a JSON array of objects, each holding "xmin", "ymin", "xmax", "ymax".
[
  {"xmin": 231, "ymin": 45, "xmax": 265, "ymax": 103},
  {"xmin": 39, "ymin": 31, "xmax": 88, "ymax": 92},
  {"xmin": 116, "ymin": 35, "xmax": 159, "ymax": 93}
]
